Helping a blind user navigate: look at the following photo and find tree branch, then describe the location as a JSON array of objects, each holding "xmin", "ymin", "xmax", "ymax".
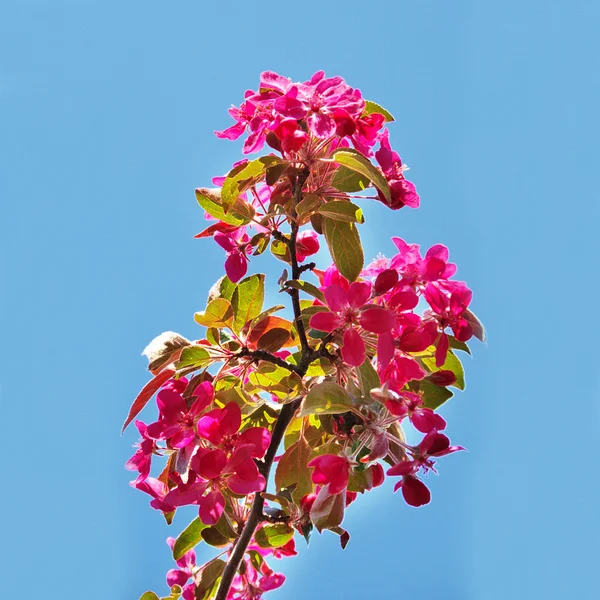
[
  {"xmin": 214, "ymin": 167, "xmax": 312, "ymax": 600},
  {"xmin": 235, "ymin": 348, "xmax": 302, "ymax": 376}
]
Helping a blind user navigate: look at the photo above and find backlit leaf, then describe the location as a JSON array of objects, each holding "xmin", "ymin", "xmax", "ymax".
[
  {"xmin": 299, "ymin": 381, "xmax": 354, "ymax": 416},
  {"xmin": 322, "ymin": 217, "xmax": 364, "ymax": 282}
]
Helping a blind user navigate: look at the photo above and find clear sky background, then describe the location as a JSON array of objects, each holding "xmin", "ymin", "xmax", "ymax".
[{"xmin": 2, "ymin": 1, "xmax": 599, "ymax": 599}]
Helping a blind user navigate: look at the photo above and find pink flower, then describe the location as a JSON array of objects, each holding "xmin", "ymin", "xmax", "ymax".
[
  {"xmin": 375, "ymin": 130, "xmax": 420, "ymax": 210},
  {"xmin": 390, "ymin": 237, "xmax": 457, "ymax": 287},
  {"xmin": 308, "ymin": 454, "xmax": 351, "ymax": 494},
  {"xmin": 387, "ymin": 431, "xmax": 464, "ymax": 507},
  {"xmin": 165, "ymin": 537, "xmax": 196, "ymax": 588},
  {"xmin": 295, "ymin": 230, "xmax": 320, "ymax": 261},
  {"xmin": 125, "ymin": 420, "xmax": 156, "ymax": 483},
  {"xmin": 230, "ymin": 559, "xmax": 285, "ymax": 599},
  {"xmin": 309, "ymin": 281, "xmax": 395, "ymax": 366},
  {"xmin": 214, "ymin": 229, "xmax": 251, "ymax": 283},
  {"xmin": 272, "ymin": 118, "xmax": 308, "ymax": 153},
  {"xmin": 424, "ymin": 281, "xmax": 473, "ymax": 365},
  {"xmin": 146, "ymin": 380, "xmax": 214, "ymax": 448}
]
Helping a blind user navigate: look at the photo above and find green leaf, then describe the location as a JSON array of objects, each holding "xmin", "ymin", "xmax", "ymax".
[
  {"xmin": 207, "ymin": 275, "xmax": 237, "ymax": 303},
  {"xmin": 254, "ymin": 523, "xmax": 295, "ymax": 548},
  {"xmin": 265, "ymin": 161, "xmax": 289, "ymax": 186},
  {"xmin": 357, "ymin": 358, "xmax": 380, "ymax": 398},
  {"xmin": 275, "ymin": 436, "xmax": 313, "ymax": 501},
  {"xmin": 248, "ymin": 363, "xmax": 302, "ymax": 400},
  {"xmin": 270, "ymin": 239, "xmax": 291, "ymax": 264},
  {"xmin": 299, "ymin": 381, "xmax": 354, "ymax": 417},
  {"xmin": 296, "ymin": 193, "xmax": 322, "ymax": 219},
  {"xmin": 221, "ymin": 158, "xmax": 267, "ymax": 211},
  {"xmin": 448, "ymin": 335, "xmax": 471, "ymax": 354},
  {"xmin": 419, "ymin": 380, "xmax": 454, "ymax": 410},
  {"xmin": 231, "ymin": 274, "xmax": 265, "ymax": 333},
  {"xmin": 194, "ymin": 558, "xmax": 226, "ymax": 600},
  {"xmin": 283, "ymin": 280, "xmax": 325, "ymax": 302},
  {"xmin": 422, "ymin": 350, "xmax": 465, "ymax": 390},
  {"xmin": 322, "ymin": 217, "xmax": 364, "ymax": 282},
  {"xmin": 318, "ymin": 200, "xmax": 364, "ymax": 223},
  {"xmin": 248, "ymin": 305, "xmax": 286, "ymax": 330},
  {"xmin": 172, "ymin": 517, "xmax": 207, "ymax": 560},
  {"xmin": 194, "ymin": 298, "xmax": 234, "ymax": 329},
  {"xmin": 364, "ymin": 99, "xmax": 395, "ymax": 122},
  {"xmin": 140, "ymin": 593, "xmax": 160, "ymax": 600},
  {"xmin": 195, "ymin": 188, "xmax": 254, "ymax": 226},
  {"xmin": 331, "ymin": 148, "xmax": 391, "ymax": 202},
  {"xmin": 331, "ymin": 166, "xmax": 370, "ymax": 193},
  {"xmin": 201, "ymin": 527, "xmax": 231, "ymax": 547},
  {"xmin": 176, "ymin": 346, "xmax": 212, "ymax": 370}
]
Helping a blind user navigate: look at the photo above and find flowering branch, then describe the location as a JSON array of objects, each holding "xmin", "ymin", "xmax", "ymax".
[{"xmin": 124, "ymin": 70, "xmax": 485, "ymax": 600}]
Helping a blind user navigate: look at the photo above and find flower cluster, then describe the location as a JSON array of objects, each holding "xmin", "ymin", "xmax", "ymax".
[{"xmin": 125, "ymin": 70, "xmax": 483, "ymax": 600}]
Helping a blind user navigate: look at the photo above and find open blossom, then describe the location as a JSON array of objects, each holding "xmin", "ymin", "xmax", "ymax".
[
  {"xmin": 309, "ymin": 281, "xmax": 395, "ymax": 366},
  {"xmin": 229, "ymin": 559, "xmax": 285, "ymax": 599},
  {"xmin": 146, "ymin": 379, "xmax": 214, "ymax": 448},
  {"xmin": 214, "ymin": 228, "xmax": 251, "ymax": 283},
  {"xmin": 125, "ymin": 420, "xmax": 157, "ymax": 483},
  {"xmin": 387, "ymin": 431, "xmax": 464, "ymax": 506},
  {"xmin": 390, "ymin": 237, "xmax": 457, "ymax": 287}
]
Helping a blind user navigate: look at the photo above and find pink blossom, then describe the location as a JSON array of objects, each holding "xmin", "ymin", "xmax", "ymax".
[
  {"xmin": 229, "ymin": 559, "xmax": 285, "ymax": 599},
  {"xmin": 295, "ymin": 230, "xmax": 320, "ymax": 261},
  {"xmin": 308, "ymin": 454, "xmax": 351, "ymax": 494},
  {"xmin": 214, "ymin": 229, "xmax": 251, "ymax": 283},
  {"xmin": 309, "ymin": 281, "xmax": 395, "ymax": 366},
  {"xmin": 146, "ymin": 380, "xmax": 214, "ymax": 449},
  {"xmin": 375, "ymin": 130, "xmax": 420, "ymax": 210},
  {"xmin": 165, "ymin": 536, "xmax": 196, "ymax": 588},
  {"xmin": 125, "ymin": 420, "xmax": 156, "ymax": 483}
]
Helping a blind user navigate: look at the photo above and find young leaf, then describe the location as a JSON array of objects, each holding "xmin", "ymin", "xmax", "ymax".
[
  {"xmin": 275, "ymin": 436, "xmax": 313, "ymax": 501},
  {"xmin": 247, "ymin": 316, "xmax": 293, "ymax": 352},
  {"xmin": 322, "ymin": 217, "xmax": 364, "ymax": 283},
  {"xmin": 310, "ymin": 486, "xmax": 345, "ymax": 532},
  {"xmin": 207, "ymin": 275, "xmax": 237, "ymax": 303},
  {"xmin": 419, "ymin": 380, "xmax": 454, "ymax": 410},
  {"xmin": 299, "ymin": 381, "xmax": 354, "ymax": 416},
  {"xmin": 331, "ymin": 166, "xmax": 370, "ymax": 193},
  {"xmin": 231, "ymin": 274, "xmax": 265, "ymax": 333},
  {"xmin": 194, "ymin": 558, "xmax": 226, "ymax": 600},
  {"xmin": 142, "ymin": 332, "xmax": 190, "ymax": 373},
  {"xmin": 283, "ymin": 280, "xmax": 325, "ymax": 303},
  {"xmin": 254, "ymin": 523, "xmax": 295, "ymax": 548},
  {"xmin": 364, "ymin": 99, "xmax": 395, "ymax": 122},
  {"xmin": 194, "ymin": 298, "xmax": 234, "ymax": 329},
  {"xmin": 422, "ymin": 350, "xmax": 465, "ymax": 390},
  {"xmin": 270, "ymin": 239, "xmax": 291, "ymax": 264},
  {"xmin": 318, "ymin": 200, "xmax": 364, "ymax": 223},
  {"xmin": 122, "ymin": 368, "xmax": 175, "ymax": 433},
  {"xmin": 173, "ymin": 518, "xmax": 207, "ymax": 560},
  {"xmin": 195, "ymin": 188, "xmax": 254, "ymax": 226},
  {"xmin": 221, "ymin": 159, "xmax": 267, "ymax": 211},
  {"xmin": 139, "ymin": 593, "xmax": 160, "ymax": 600},
  {"xmin": 357, "ymin": 358, "xmax": 380, "ymax": 398},
  {"xmin": 176, "ymin": 346, "xmax": 212, "ymax": 370},
  {"xmin": 331, "ymin": 148, "xmax": 391, "ymax": 203},
  {"xmin": 464, "ymin": 309, "xmax": 487, "ymax": 343}
]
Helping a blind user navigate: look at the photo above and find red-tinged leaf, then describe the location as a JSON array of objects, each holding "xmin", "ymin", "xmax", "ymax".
[
  {"xmin": 275, "ymin": 436, "xmax": 313, "ymax": 501},
  {"xmin": 463, "ymin": 309, "xmax": 487, "ymax": 343},
  {"xmin": 194, "ymin": 222, "xmax": 239, "ymax": 239},
  {"xmin": 330, "ymin": 526, "xmax": 350, "ymax": 549},
  {"xmin": 121, "ymin": 368, "xmax": 174, "ymax": 433},
  {"xmin": 247, "ymin": 316, "xmax": 293, "ymax": 352},
  {"xmin": 310, "ymin": 485, "xmax": 345, "ymax": 532}
]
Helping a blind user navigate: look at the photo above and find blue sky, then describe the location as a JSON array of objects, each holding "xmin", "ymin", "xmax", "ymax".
[{"xmin": 2, "ymin": 1, "xmax": 599, "ymax": 598}]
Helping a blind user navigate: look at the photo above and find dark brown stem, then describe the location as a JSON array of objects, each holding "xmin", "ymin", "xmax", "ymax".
[
  {"xmin": 235, "ymin": 348, "xmax": 302, "ymax": 376},
  {"xmin": 214, "ymin": 168, "xmax": 312, "ymax": 600}
]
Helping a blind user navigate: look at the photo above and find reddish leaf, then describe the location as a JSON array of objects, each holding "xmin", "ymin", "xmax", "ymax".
[{"xmin": 121, "ymin": 368, "xmax": 174, "ymax": 433}]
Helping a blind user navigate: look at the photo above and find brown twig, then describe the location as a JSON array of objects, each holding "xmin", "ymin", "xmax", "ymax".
[{"xmin": 214, "ymin": 168, "xmax": 313, "ymax": 600}]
